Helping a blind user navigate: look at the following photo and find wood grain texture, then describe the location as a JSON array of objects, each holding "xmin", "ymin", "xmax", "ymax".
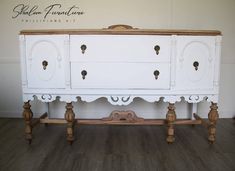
[
  {"xmin": 0, "ymin": 118, "xmax": 234, "ymax": 171},
  {"xmin": 38, "ymin": 118, "xmax": 201, "ymax": 125},
  {"xmin": 101, "ymin": 110, "xmax": 144, "ymax": 123},
  {"xmin": 166, "ymin": 103, "xmax": 176, "ymax": 143},
  {"xmin": 208, "ymin": 103, "xmax": 219, "ymax": 143},
  {"xmin": 19, "ymin": 29, "xmax": 221, "ymax": 36},
  {"xmin": 22, "ymin": 101, "xmax": 33, "ymax": 144},
  {"xmin": 64, "ymin": 103, "xmax": 75, "ymax": 144}
]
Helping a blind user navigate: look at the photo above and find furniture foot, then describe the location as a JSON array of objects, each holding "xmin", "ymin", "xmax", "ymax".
[
  {"xmin": 22, "ymin": 101, "xmax": 33, "ymax": 144},
  {"xmin": 166, "ymin": 103, "xmax": 176, "ymax": 143},
  {"xmin": 208, "ymin": 103, "xmax": 219, "ymax": 143},
  {"xmin": 65, "ymin": 103, "xmax": 75, "ymax": 144}
]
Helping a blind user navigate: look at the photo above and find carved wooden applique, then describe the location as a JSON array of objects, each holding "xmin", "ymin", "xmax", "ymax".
[{"xmin": 102, "ymin": 110, "xmax": 144, "ymax": 123}]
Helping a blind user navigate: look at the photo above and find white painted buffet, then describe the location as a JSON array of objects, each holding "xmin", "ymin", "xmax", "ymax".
[{"xmin": 20, "ymin": 25, "xmax": 222, "ymax": 144}]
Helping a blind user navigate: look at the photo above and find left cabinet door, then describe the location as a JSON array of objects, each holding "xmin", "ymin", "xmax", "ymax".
[{"xmin": 25, "ymin": 35, "xmax": 67, "ymax": 89}]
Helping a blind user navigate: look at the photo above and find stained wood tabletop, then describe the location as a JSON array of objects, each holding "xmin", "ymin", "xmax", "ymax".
[{"xmin": 20, "ymin": 29, "xmax": 222, "ymax": 36}]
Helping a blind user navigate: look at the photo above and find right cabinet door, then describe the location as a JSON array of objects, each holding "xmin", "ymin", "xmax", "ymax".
[{"xmin": 175, "ymin": 36, "xmax": 216, "ymax": 91}]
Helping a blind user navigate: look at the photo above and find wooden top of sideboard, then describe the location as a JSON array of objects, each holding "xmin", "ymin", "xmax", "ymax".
[{"xmin": 20, "ymin": 29, "xmax": 221, "ymax": 36}]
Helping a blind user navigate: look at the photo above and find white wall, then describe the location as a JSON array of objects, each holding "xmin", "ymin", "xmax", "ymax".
[{"xmin": 0, "ymin": 0, "xmax": 235, "ymax": 118}]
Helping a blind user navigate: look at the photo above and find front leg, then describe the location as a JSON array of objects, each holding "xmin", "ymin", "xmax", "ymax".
[
  {"xmin": 208, "ymin": 103, "xmax": 219, "ymax": 144},
  {"xmin": 22, "ymin": 101, "xmax": 33, "ymax": 144},
  {"xmin": 166, "ymin": 103, "xmax": 176, "ymax": 143},
  {"xmin": 65, "ymin": 103, "xmax": 75, "ymax": 145}
]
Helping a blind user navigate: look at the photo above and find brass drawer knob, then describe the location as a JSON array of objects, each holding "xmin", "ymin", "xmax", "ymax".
[
  {"xmin": 153, "ymin": 70, "xmax": 160, "ymax": 80},
  {"xmin": 154, "ymin": 45, "xmax": 160, "ymax": 55},
  {"xmin": 81, "ymin": 70, "xmax": 87, "ymax": 79},
  {"xmin": 193, "ymin": 61, "xmax": 199, "ymax": 71},
  {"xmin": 42, "ymin": 60, "xmax": 48, "ymax": 70},
  {"xmin": 81, "ymin": 44, "xmax": 87, "ymax": 54}
]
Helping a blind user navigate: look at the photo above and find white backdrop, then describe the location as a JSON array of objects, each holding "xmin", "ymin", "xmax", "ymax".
[{"xmin": 0, "ymin": 0, "xmax": 235, "ymax": 118}]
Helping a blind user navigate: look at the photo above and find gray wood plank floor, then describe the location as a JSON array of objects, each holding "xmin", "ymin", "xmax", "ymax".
[{"xmin": 0, "ymin": 118, "xmax": 234, "ymax": 171}]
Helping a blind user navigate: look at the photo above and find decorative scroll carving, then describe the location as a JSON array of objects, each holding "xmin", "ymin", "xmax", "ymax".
[
  {"xmin": 183, "ymin": 95, "xmax": 204, "ymax": 103},
  {"xmin": 179, "ymin": 41, "xmax": 212, "ymax": 64},
  {"xmin": 121, "ymin": 96, "xmax": 130, "ymax": 102},
  {"xmin": 41, "ymin": 94, "xmax": 52, "ymax": 101},
  {"xmin": 110, "ymin": 96, "xmax": 131, "ymax": 103},
  {"xmin": 35, "ymin": 94, "xmax": 56, "ymax": 102},
  {"xmin": 80, "ymin": 95, "xmax": 162, "ymax": 105},
  {"xmin": 107, "ymin": 96, "xmax": 134, "ymax": 106},
  {"xmin": 23, "ymin": 94, "xmax": 219, "ymax": 105},
  {"xmin": 106, "ymin": 24, "xmax": 137, "ymax": 30},
  {"xmin": 29, "ymin": 40, "xmax": 62, "ymax": 80},
  {"xmin": 111, "ymin": 96, "xmax": 119, "ymax": 102},
  {"xmin": 163, "ymin": 96, "xmax": 181, "ymax": 104},
  {"xmin": 102, "ymin": 110, "xmax": 144, "ymax": 123},
  {"xmin": 189, "ymin": 95, "xmax": 199, "ymax": 101},
  {"xmin": 29, "ymin": 40, "xmax": 62, "ymax": 63}
]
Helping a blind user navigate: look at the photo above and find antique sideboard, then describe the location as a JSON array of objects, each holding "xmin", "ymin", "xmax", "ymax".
[{"xmin": 20, "ymin": 25, "xmax": 222, "ymax": 144}]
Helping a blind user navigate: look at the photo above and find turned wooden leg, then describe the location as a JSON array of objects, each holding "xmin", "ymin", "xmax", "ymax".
[
  {"xmin": 208, "ymin": 103, "xmax": 219, "ymax": 144},
  {"xmin": 65, "ymin": 103, "xmax": 75, "ymax": 145},
  {"xmin": 166, "ymin": 103, "xmax": 176, "ymax": 143},
  {"xmin": 22, "ymin": 101, "xmax": 33, "ymax": 144}
]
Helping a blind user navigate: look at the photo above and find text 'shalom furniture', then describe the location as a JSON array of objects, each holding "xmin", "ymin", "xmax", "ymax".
[{"xmin": 20, "ymin": 25, "xmax": 222, "ymax": 144}]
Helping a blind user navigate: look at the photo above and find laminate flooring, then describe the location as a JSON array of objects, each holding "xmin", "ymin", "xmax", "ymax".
[{"xmin": 0, "ymin": 118, "xmax": 234, "ymax": 171}]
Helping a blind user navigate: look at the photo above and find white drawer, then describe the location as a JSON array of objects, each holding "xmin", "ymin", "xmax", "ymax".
[
  {"xmin": 70, "ymin": 35, "xmax": 171, "ymax": 62},
  {"xmin": 71, "ymin": 63, "xmax": 170, "ymax": 89}
]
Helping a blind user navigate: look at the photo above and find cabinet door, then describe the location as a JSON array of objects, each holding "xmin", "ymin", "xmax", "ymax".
[
  {"xmin": 175, "ymin": 36, "xmax": 216, "ymax": 90},
  {"xmin": 26, "ymin": 35, "xmax": 67, "ymax": 88}
]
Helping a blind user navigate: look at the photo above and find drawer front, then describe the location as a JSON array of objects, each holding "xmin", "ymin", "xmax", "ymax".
[
  {"xmin": 71, "ymin": 63, "xmax": 170, "ymax": 89},
  {"xmin": 70, "ymin": 35, "xmax": 171, "ymax": 62}
]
